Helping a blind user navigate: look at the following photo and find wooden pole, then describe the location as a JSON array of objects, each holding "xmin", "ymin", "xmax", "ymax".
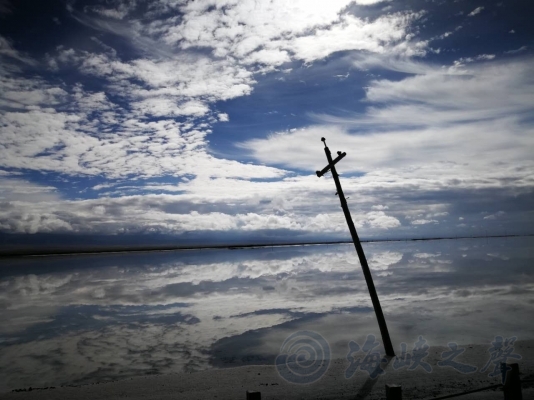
[{"xmin": 316, "ymin": 137, "xmax": 395, "ymax": 356}]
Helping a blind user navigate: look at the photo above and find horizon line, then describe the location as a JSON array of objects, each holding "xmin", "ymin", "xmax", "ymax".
[{"xmin": 1, "ymin": 233, "xmax": 532, "ymax": 259}]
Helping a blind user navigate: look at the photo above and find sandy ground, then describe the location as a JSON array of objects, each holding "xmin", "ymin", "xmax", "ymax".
[{"xmin": 2, "ymin": 341, "xmax": 533, "ymax": 400}]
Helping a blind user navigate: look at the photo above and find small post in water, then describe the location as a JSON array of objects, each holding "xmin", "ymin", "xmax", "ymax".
[
  {"xmin": 502, "ymin": 363, "xmax": 522, "ymax": 400},
  {"xmin": 386, "ymin": 384, "xmax": 402, "ymax": 400}
]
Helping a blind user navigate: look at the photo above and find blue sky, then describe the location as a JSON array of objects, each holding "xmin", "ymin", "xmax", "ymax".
[{"xmin": 0, "ymin": 0, "xmax": 533, "ymax": 244}]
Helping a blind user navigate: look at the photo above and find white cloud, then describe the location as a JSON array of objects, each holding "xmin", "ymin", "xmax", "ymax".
[
  {"xmin": 1, "ymin": 0, "xmax": 427, "ymax": 184},
  {"xmin": 0, "ymin": 170, "xmax": 21, "ymax": 176},
  {"xmin": 242, "ymin": 48, "xmax": 290, "ymax": 67},
  {"xmin": 0, "ymin": 198, "xmax": 338, "ymax": 234},
  {"xmin": 0, "ymin": 35, "xmax": 37, "ymax": 66},
  {"xmin": 372, "ymin": 205, "xmax": 388, "ymax": 210},
  {"xmin": 0, "ymin": 0, "xmax": 430, "ymax": 183},
  {"xmin": 355, "ymin": 0, "xmax": 391, "ymax": 4},
  {"xmin": 240, "ymin": 121, "xmax": 534, "ymax": 185},
  {"xmin": 504, "ymin": 46, "xmax": 527, "ymax": 55},
  {"xmin": 433, "ymin": 25, "xmax": 463, "ymax": 42},
  {"xmin": 0, "ymin": 178, "xmax": 59, "ymax": 202},
  {"xmin": 131, "ymin": 98, "xmax": 210, "ymax": 117},
  {"xmin": 483, "ymin": 211, "xmax": 506, "ymax": 220},
  {"xmin": 240, "ymin": 59, "xmax": 534, "ymax": 193},
  {"xmin": 0, "ymin": 172, "xmax": 406, "ymax": 235},
  {"xmin": 468, "ymin": 7, "xmax": 484, "ymax": 17},
  {"xmin": 364, "ymin": 211, "xmax": 401, "ymax": 229},
  {"xmin": 454, "ymin": 54, "xmax": 495, "ymax": 66},
  {"xmin": 1, "ymin": 1, "xmax": 531, "ymax": 238},
  {"xmin": 476, "ymin": 54, "xmax": 495, "ymax": 60},
  {"xmin": 411, "ymin": 219, "xmax": 438, "ymax": 225},
  {"xmin": 157, "ymin": 1, "xmax": 425, "ymax": 65},
  {"xmin": 92, "ymin": 7, "xmax": 129, "ymax": 19},
  {"xmin": 352, "ymin": 53, "xmax": 438, "ymax": 75},
  {"xmin": 284, "ymin": 12, "xmax": 425, "ymax": 63},
  {"xmin": 6, "ymin": 49, "xmax": 529, "ymax": 237},
  {"xmin": 92, "ymin": 183, "xmax": 118, "ymax": 191},
  {"xmin": 0, "ymin": 77, "xmax": 285, "ymax": 179},
  {"xmin": 0, "ymin": 75, "xmax": 68, "ymax": 109}
]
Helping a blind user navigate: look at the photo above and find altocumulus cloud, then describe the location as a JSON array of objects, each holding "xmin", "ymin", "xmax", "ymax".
[{"xmin": 0, "ymin": 0, "xmax": 533, "ymax": 240}]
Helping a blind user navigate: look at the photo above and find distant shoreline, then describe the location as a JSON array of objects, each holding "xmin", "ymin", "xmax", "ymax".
[{"xmin": 0, "ymin": 233, "xmax": 531, "ymax": 259}]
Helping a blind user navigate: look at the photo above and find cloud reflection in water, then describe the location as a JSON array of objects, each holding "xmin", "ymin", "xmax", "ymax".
[{"xmin": 0, "ymin": 237, "xmax": 533, "ymax": 390}]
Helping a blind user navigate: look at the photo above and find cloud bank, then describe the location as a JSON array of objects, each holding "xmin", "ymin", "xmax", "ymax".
[{"xmin": 0, "ymin": 0, "xmax": 533, "ymax": 239}]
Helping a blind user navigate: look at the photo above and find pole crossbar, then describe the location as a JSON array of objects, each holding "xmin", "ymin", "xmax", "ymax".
[
  {"xmin": 316, "ymin": 137, "xmax": 395, "ymax": 357},
  {"xmin": 316, "ymin": 151, "xmax": 346, "ymax": 177}
]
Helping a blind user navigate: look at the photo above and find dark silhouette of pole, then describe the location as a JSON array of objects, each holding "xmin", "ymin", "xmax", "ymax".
[{"xmin": 316, "ymin": 137, "xmax": 395, "ymax": 356}]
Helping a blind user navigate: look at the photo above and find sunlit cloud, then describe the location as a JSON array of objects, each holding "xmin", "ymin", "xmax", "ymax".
[{"xmin": 0, "ymin": 0, "xmax": 533, "ymax": 240}]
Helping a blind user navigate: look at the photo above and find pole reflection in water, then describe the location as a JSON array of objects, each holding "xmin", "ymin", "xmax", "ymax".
[{"xmin": 0, "ymin": 237, "xmax": 533, "ymax": 391}]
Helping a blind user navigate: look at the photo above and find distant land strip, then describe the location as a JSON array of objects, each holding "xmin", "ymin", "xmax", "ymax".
[{"xmin": 0, "ymin": 234, "xmax": 532, "ymax": 258}]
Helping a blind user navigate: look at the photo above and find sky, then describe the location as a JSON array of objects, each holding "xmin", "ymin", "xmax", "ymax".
[{"xmin": 0, "ymin": 0, "xmax": 533, "ymax": 245}]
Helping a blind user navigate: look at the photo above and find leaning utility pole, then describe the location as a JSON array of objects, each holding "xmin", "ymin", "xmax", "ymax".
[{"xmin": 316, "ymin": 137, "xmax": 395, "ymax": 357}]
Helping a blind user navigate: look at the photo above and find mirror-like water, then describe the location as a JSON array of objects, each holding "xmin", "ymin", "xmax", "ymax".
[{"xmin": 1, "ymin": 237, "xmax": 533, "ymax": 391}]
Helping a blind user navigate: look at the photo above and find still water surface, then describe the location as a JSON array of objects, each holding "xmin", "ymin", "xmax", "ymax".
[{"xmin": 0, "ymin": 237, "xmax": 533, "ymax": 391}]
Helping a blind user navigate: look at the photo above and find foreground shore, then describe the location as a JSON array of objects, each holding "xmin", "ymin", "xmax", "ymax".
[{"xmin": 2, "ymin": 341, "xmax": 533, "ymax": 400}]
